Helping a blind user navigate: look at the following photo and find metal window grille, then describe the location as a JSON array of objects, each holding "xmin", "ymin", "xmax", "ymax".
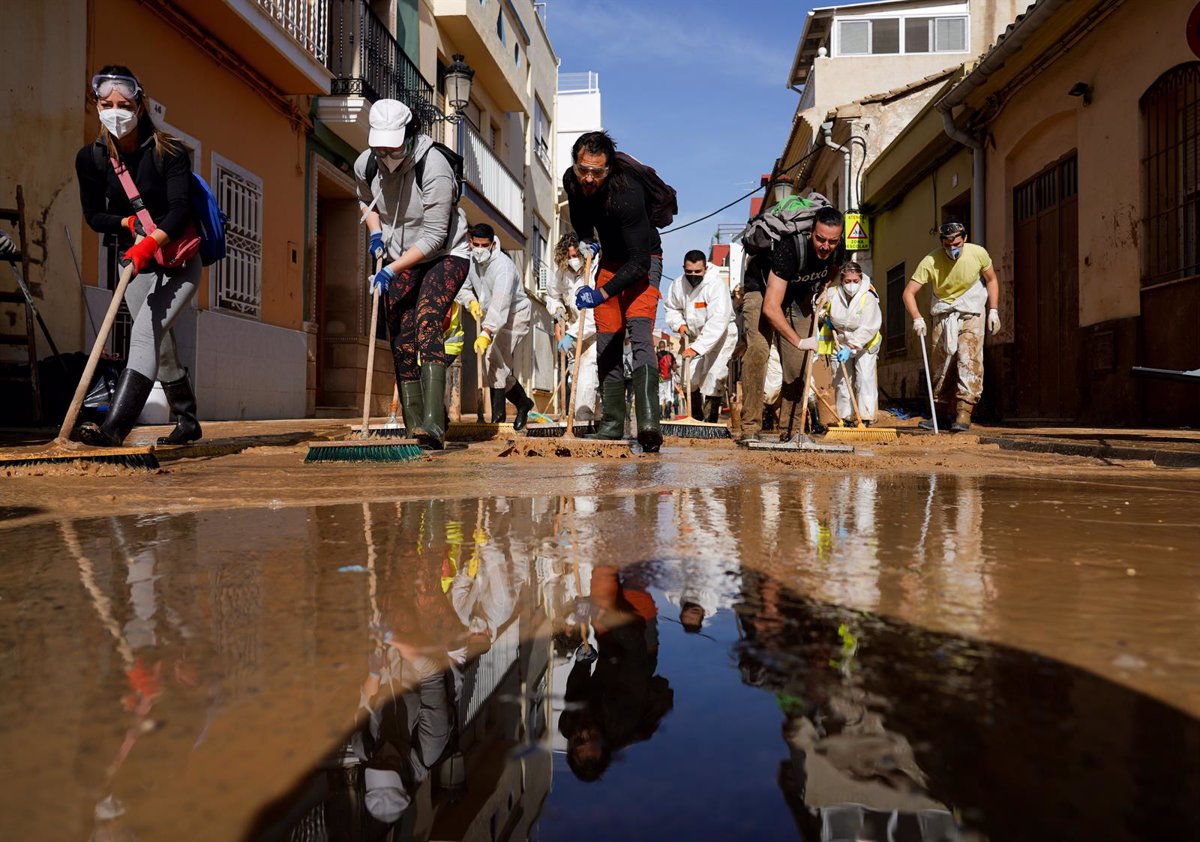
[
  {"xmin": 214, "ymin": 164, "xmax": 264, "ymax": 319},
  {"xmin": 1143, "ymin": 63, "xmax": 1200, "ymax": 286},
  {"xmin": 885, "ymin": 262, "xmax": 906, "ymax": 354}
]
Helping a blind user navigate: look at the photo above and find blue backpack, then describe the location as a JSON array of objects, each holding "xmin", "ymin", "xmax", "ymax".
[{"xmin": 92, "ymin": 142, "xmax": 227, "ymax": 266}]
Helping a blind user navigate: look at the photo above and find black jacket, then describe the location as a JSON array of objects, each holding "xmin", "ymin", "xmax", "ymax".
[
  {"xmin": 76, "ymin": 135, "xmax": 194, "ymax": 248},
  {"xmin": 564, "ymin": 165, "xmax": 663, "ymax": 296}
]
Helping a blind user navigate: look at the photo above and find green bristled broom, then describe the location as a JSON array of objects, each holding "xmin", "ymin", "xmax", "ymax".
[{"xmin": 305, "ymin": 262, "xmax": 422, "ymax": 464}]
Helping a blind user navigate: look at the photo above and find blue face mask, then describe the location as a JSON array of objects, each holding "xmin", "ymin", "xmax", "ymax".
[{"xmin": 944, "ymin": 244, "xmax": 963, "ymax": 260}]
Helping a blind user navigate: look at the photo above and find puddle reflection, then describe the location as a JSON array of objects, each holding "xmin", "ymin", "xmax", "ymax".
[{"xmin": 1, "ymin": 475, "xmax": 1198, "ymax": 841}]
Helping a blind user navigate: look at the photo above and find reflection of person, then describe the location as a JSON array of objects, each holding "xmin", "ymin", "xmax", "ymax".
[{"xmin": 558, "ymin": 564, "xmax": 673, "ymax": 781}]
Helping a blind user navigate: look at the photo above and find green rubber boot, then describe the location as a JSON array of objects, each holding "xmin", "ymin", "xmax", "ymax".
[
  {"xmin": 632, "ymin": 365, "xmax": 662, "ymax": 453},
  {"xmin": 586, "ymin": 380, "xmax": 627, "ymax": 440},
  {"xmin": 399, "ymin": 381, "xmax": 424, "ymax": 435},
  {"xmin": 413, "ymin": 362, "xmax": 447, "ymax": 450}
]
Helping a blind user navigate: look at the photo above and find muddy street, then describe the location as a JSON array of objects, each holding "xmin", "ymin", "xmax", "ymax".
[{"xmin": 1, "ymin": 441, "xmax": 1199, "ymax": 841}]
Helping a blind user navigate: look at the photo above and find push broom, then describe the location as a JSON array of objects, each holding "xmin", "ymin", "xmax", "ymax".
[
  {"xmin": 305, "ymin": 260, "xmax": 422, "ymax": 463},
  {"xmin": 0, "ymin": 260, "xmax": 159, "ymax": 472},
  {"xmin": 661, "ymin": 335, "xmax": 731, "ymax": 439},
  {"xmin": 526, "ymin": 320, "xmax": 593, "ymax": 437},
  {"xmin": 351, "ymin": 383, "xmax": 407, "ymax": 437},
  {"xmin": 822, "ymin": 327, "xmax": 897, "ymax": 443}
]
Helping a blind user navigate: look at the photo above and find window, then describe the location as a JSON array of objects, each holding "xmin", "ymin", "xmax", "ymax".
[
  {"xmin": 885, "ymin": 262, "xmax": 906, "ymax": 355},
  {"xmin": 514, "ymin": 43, "xmax": 521, "ymax": 67},
  {"xmin": 533, "ymin": 97, "xmax": 551, "ymax": 171},
  {"xmin": 496, "ymin": 8, "xmax": 505, "ymax": 43},
  {"xmin": 532, "ymin": 221, "xmax": 549, "ymax": 292},
  {"xmin": 837, "ymin": 15, "xmax": 968, "ymax": 55},
  {"xmin": 1143, "ymin": 63, "xmax": 1200, "ymax": 286},
  {"xmin": 213, "ymin": 155, "xmax": 263, "ymax": 318}
]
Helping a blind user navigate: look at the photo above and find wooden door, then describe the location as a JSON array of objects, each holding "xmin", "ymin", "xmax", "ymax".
[{"xmin": 1012, "ymin": 155, "xmax": 1080, "ymax": 419}]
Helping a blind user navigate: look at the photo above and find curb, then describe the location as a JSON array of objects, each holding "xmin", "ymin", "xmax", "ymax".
[{"xmin": 978, "ymin": 435, "xmax": 1200, "ymax": 468}]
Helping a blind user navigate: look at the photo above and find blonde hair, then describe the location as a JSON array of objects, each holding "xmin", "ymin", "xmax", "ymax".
[
  {"xmin": 553, "ymin": 232, "xmax": 580, "ymax": 271},
  {"xmin": 90, "ymin": 65, "xmax": 181, "ymax": 161}
]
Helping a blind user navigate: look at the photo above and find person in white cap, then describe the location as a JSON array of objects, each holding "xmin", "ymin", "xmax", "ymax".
[
  {"xmin": 664, "ymin": 250, "xmax": 736, "ymax": 422},
  {"xmin": 356, "ymin": 99, "xmax": 470, "ymax": 449}
]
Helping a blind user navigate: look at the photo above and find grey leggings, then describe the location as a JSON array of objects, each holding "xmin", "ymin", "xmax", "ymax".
[{"xmin": 124, "ymin": 259, "xmax": 200, "ymax": 382}]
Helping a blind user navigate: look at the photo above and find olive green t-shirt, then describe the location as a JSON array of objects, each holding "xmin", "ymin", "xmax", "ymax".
[{"xmin": 911, "ymin": 242, "xmax": 992, "ymax": 303}]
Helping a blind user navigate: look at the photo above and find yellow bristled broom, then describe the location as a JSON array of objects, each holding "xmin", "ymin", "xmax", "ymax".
[{"xmin": 822, "ymin": 336, "xmax": 897, "ymax": 444}]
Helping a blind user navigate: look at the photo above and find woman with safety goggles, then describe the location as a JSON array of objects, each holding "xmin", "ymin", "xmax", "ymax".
[{"xmin": 73, "ymin": 66, "xmax": 203, "ymax": 448}]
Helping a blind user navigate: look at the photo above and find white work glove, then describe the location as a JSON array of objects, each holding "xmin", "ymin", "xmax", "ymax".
[
  {"xmin": 987, "ymin": 308, "xmax": 1001, "ymax": 335},
  {"xmin": 912, "ymin": 317, "xmax": 927, "ymax": 337}
]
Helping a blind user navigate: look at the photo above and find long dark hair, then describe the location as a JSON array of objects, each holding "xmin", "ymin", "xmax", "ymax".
[
  {"xmin": 563, "ymin": 130, "xmax": 630, "ymax": 205},
  {"xmin": 89, "ymin": 65, "xmax": 181, "ymax": 160}
]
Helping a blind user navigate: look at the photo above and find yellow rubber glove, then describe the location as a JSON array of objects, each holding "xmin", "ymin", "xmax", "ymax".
[
  {"xmin": 469, "ymin": 300, "xmax": 483, "ymax": 321},
  {"xmin": 474, "ymin": 333, "xmax": 491, "ymax": 354}
]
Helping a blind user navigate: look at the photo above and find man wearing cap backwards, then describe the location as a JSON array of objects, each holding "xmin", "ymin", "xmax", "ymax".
[
  {"xmin": 902, "ymin": 221, "xmax": 1001, "ymax": 432},
  {"xmin": 455, "ymin": 222, "xmax": 536, "ymax": 429},
  {"xmin": 356, "ymin": 99, "xmax": 470, "ymax": 449}
]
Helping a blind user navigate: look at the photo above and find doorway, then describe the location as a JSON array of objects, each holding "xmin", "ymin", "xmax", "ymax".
[{"xmin": 1013, "ymin": 154, "xmax": 1080, "ymax": 420}]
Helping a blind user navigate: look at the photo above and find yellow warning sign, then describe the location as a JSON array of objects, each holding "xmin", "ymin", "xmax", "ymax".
[{"xmin": 845, "ymin": 214, "xmax": 870, "ymax": 251}]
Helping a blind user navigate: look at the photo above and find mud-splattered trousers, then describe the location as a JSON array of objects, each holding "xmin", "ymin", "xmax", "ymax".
[
  {"xmin": 930, "ymin": 311, "xmax": 984, "ymax": 407},
  {"xmin": 385, "ymin": 255, "xmax": 470, "ymax": 382}
]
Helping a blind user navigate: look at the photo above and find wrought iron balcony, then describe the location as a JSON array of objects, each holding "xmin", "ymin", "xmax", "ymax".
[
  {"xmin": 256, "ymin": 0, "xmax": 330, "ymax": 64},
  {"xmin": 326, "ymin": 0, "xmax": 439, "ymax": 127}
]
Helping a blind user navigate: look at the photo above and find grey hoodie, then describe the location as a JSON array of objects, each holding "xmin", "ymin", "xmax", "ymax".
[{"xmin": 355, "ymin": 135, "xmax": 469, "ymax": 262}]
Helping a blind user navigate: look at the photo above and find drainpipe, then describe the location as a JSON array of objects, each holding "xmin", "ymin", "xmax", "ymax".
[
  {"xmin": 935, "ymin": 0, "xmax": 1074, "ymax": 246},
  {"xmin": 820, "ymin": 120, "xmax": 853, "ymax": 211}
]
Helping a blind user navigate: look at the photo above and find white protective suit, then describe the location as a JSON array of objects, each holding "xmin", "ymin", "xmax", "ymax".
[
  {"xmin": 455, "ymin": 240, "xmax": 530, "ymax": 390},
  {"xmin": 825, "ymin": 279, "xmax": 882, "ymax": 422},
  {"xmin": 544, "ymin": 260, "xmax": 599, "ymax": 421},
  {"xmin": 663, "ymin": 264, "xmax": 736, "ymax": 398}
]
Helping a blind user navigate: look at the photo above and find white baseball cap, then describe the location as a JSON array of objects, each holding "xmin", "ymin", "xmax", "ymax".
[
  {"xmin": 364, "ymin": 767, "xmax": 411, "ymax": 822},
  {"xmin": 369, "ymin": 99, "xmax": 413, "ymax": 148}
]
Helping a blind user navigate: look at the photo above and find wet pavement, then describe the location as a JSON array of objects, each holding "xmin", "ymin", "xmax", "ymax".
[{"xmin": 1, "ymin": 473, "xmax": 1199, "ymax": 841}]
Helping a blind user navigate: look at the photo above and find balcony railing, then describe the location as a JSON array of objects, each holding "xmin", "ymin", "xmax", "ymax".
[
  {"xmin": 458, "ymin": 120, "xmax": 523, "ymax": 229},
  {"xmin": 257, "ymin": 0, "xmax": 330, "ymax": 63},
  {"xmin": 558, "ymin": 71, "xmax": 599, "ymax": 94},
  {"xmin": 326, "ymin": 0, "xmax": 438, "ymax": 126}
]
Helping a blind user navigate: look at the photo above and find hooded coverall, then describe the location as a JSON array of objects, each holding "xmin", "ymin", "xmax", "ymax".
[
  {"xmin": 663, "ymin": 264, "xmax": 736, "ymax": 405},
  {"xmin": 820, "ymin": 280, "xmax": 882, "ymax": 422},
  {"xmin": 455, "ymin": 241, "xmax": 531, "ymax": 391}
]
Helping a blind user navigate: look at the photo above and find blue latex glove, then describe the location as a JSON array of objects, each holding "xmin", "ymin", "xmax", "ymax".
[
  {"xmin": 575, "ymin": 286, "xmax": 605, "ymax": 310},
  {"xmin": 835, "ymin": 346, "xmax": 852, "ymax": 364},
  {"xmin": 371, "ymin": 265, "xmax": 395, "ymax": 294},
  {"xmin": 368, "ymin": 231, "xmax": 385, "ymax": 261},
  {"xmin": 579, "ymin": 240, "xmax": 600, "ymax": 260},
  {"xmin": 557, "ymin": 334, "xmax": 575, "ymax": 353}
]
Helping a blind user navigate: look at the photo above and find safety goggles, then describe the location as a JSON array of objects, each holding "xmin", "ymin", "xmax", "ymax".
[
  {"xmin": 938, "ymin": 222, "xmax": 965, "ymax": 240},
  {"xmin": 573, "ymin": 163, "xmax": 609, "ymax": 180},
  {"xmin": 91, "ymin": 74, "xmax": 141, "ymax": 100}
]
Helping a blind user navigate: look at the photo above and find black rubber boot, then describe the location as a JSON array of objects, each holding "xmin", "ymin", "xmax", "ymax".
[
  {"xmin": 156, "ymin": 371, "xmax": 202, "ymax": 445},
  {"xmin": 413, "ymin": 362, "xmax": 447, "ymax": 450},
  {"xmin": 632, "ymin": 365, "xmax": 662, "ymax": 454},
  {"xmin": 506, "ymin": 382, "xmax": 535, "ymax": 431},
  {"xmin": 77, "ymin": 368, "xmax": 154, "ymax": 447},
  {"xmin": 689, "ymin": 389, "xmax": 703, "ymax": 421},
  {"xmin": 490, "ymin": 388, "xmax": 507, "ymax": 424},
  {"xmin": 399, "ymin": 381, "xmax": 424, "ymax": 434},
  {"xmin": 586, "ymin": 380, "xmax": 627, "ymax": 440},
  {"xmin": 703, "ymin": 395, "xmax": 720, "ymax": 424}
]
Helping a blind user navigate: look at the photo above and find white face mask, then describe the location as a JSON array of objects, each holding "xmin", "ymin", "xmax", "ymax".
[
  {"xmin": 567, "ymin": 257, "xmax": 582, "ymax": 271},
  {"xmin": 380, "ymin": 155, "xmax": 403, "ymax": 172},
  {"xmin": 99, "ymin": 107, "xmax": 138, "ymax": 140},
  {"xmin": 842, "ymin": 281, "xmax": 861, "ymax": 297},
  {"xmin": 471, "ymin": 246, "xmax": 492, "ymax": 264}
]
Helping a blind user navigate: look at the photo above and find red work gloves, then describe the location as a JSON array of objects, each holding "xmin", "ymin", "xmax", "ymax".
[{"xmin": 122, "ymin": 237, "xmax": 159, "ymax": 273}]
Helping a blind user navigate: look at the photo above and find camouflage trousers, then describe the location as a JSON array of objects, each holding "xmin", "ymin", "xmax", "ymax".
[{"xmin": 930, "ymin": 311, "xmax": 984, "ymax": 406}]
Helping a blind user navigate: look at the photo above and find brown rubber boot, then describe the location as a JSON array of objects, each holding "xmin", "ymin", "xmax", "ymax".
[{"xmin": 951, "ymin": 401, "xmax": 974, "ymax": 433}]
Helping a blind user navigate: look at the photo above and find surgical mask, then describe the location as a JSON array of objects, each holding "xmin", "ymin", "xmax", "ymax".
[
  {"xmin": 380, "ymin": 155, "xmax": 403, "ymax": 172},
  {"xmin": 944, "ymin": 245, "xmax": 963, "ymax": 260},
  {"xmin": 567, "ymin": 257, "xmax": 582, "ymax": 271},
  {"xmin": 842, "ymin": 281, "xmax": 861, "ymax": 297},
  {"xmin": 471, "ymin": 246, "xmax": 492, "ymax": 264},
  {"xmin": 99, "ymin": 108, "xmax": 138, "ymax": 140}
]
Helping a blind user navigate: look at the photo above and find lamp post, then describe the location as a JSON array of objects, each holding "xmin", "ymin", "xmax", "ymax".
[{"xmin": 441, "ymin": 54, "xmax": 475, "ymax": 124}]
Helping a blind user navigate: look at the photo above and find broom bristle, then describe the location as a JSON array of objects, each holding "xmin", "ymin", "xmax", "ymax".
[
  {"xmin": 823, "ymin": 426, "xmax": 899, "ymax": 443},
  {"xmin": 661, "ymin": 420, "xmax": 731, "ymax": 439},
  {"xmin": 525, "ymin": 423, "xmax": 595, "ymax": 438},
  {"xmin": 304, "ymin": 440, "xmax": 423, "ymax": 463},
  {"xmin": 446, "ymin": 422, "xmax": 515, "ymax": 442},
  {"xmin": 0, "ymin": 443, "xmax": 159, "ymax": 473}
]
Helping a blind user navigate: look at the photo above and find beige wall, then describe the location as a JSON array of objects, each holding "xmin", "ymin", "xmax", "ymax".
[
  {"xmin": 0, "ymin": 0, "xmax": 89, "ymax": 357},
  {"xmin": 981, "ymin": 0, "xmax": 1197, "ymax": 328}
]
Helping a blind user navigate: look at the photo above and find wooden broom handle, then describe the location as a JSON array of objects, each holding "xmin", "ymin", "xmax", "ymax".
[
  {"xmin": 474, "ymin": 311, "xmax": 486, "ymax": 423},
  {"xmin": 360, "ymin": 257, "xmax": 383, "ymax": 440},
  {"xmin": 56, "ymin": 260, "xmax": 137, "ymax": 443}
]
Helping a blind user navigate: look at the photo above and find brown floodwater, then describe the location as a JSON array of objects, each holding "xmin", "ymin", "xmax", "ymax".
[{"xmin": 1, "ymin": 472, "xmax": 1198, "ymax": 841}]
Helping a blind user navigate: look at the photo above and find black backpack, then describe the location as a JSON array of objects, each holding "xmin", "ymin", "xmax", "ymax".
[
  {"xmin": 615, "ymin": 152, "xmax": 678, "ymax": 229},
  {"xmin": 365, "ymin": 141, "xmax": 466, "ymax": 250}
]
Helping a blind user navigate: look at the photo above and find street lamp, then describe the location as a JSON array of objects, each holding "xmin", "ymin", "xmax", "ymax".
[{"xmin": 442, "ymin": 54, "xmax": 475, "ymax": 124}]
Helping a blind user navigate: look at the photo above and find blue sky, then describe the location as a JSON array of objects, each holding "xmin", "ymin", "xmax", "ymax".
[{"xmin": 546, "ymin": 0, "xmax": 815, "ymax": 285}]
